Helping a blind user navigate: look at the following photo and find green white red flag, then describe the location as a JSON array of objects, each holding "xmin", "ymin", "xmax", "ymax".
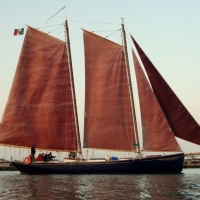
[{"xmin": 13, "ymin": 28, "xmax": 24, "ymax": 36}]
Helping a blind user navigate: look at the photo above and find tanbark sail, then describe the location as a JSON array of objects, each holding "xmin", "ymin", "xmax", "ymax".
[
  {"xmin": 132, "ymin": 49, "xmax": 181, "ymax": 152},
  {"xmin": 131, "ymin": 36, "xmax": 200, "ymax": 145},
  {"xmin": 0, "ymin": 26, "xmax": 78, "ymax": 151},
  {"xmin": 83, "ymin": 30, "xmax": 135, "ymax": 151}
]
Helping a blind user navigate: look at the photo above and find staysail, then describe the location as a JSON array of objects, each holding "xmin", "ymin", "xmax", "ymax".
[
  {"xmin": 0, "ymin": 26, "xmax": 79, "ymax": 151},
  {"xmin": 131, "ymin": 35, "xmax": 200, "ymax": 145},
  {"xmin": 83, "ymin": 30, "xmax": 136, "ymax": 151},
  {"xmin": 132, "ymin": 49, "xmax": 181, "ymax": 151}
]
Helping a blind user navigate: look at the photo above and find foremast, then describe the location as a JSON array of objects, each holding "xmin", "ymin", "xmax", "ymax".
[
  {"xmin": 121, "ymin": 19, "xmax": 141, "ymax": 158},
  {"xmin": 65, "ymin": 19, "xmax": 82, "ymax": 156}
]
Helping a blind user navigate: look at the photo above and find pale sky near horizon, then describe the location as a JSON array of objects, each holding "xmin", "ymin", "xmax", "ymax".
[{"xmin": 0, "ymin": 0, "xmax": 200, "ymax": 159}]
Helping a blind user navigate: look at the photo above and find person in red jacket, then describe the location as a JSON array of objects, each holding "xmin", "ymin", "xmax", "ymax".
[{"xmin": 36, "ymin": 154, "xmax": 43, "ymax": 161}]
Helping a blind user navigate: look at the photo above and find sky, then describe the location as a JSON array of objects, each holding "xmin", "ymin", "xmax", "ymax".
[{"xmin": 0, "ymin": 0, "xmax": 200, "ymax": 159}]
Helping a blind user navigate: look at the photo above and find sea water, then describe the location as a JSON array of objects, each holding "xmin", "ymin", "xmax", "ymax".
[{"xmin": 0, "ymin": 168, "xmax": 199, "ymax": 199}]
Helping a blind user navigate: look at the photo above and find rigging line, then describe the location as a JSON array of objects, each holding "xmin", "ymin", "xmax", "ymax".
[
  {"xmin": 46, "ymin": 6, "xmax": 66, "ymax": 24},
  {"xmin": 104, "ymin": 29, "xmax": 121, "ymax": 39},
  {"xmin": 9, "ymin": 147, "xmax": 12, "ymax": 160},
  {"xmin": 47, "ymin": 26, "xmax": 65, "ymax": 34},
  {"xmin": 68, "ymin": 20, "xmax": 119, "ymax": 25},
  {"xmin": 18, "ymin": 148, "xmax": 21, "ymax": 160},
  {"xmin": 36, "ymin": 23, "xmax": 64, "ymax": 30},
  {"xmin": 57, "ymin": 27, "xmax": 65, "ymax": 38},
  {"xmin": 4, "ymin": 146, "xmax": 6, "ymax": 160},
  {"xmin": 124, "ymin": 25, "xmax": 132, "ymax": 37},
  {"xmin": 126, "ymin": 33, "xmax": 134, "ymax": 49},
  {"xmin": 49, "ymin": 128, "xmax": 58, "ymax": 153},
  {"xmin": 92, "ymin": 29, "xmax": 121, "ymax": 33},
  {"xmin": 124, "ymin": 26, "xmax": 134, "ymax": 49}
]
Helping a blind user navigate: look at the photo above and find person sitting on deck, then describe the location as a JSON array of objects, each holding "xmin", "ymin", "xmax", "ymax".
[
  {"xmin": 48, "ymin": 152, "xmax": 56, "ymax": 161},
  {"xmin": 68, "ymin": 152, "xmax": 77, "ymax": 159},
  {"xmin": 36, "ymin": 154, "xmax": 43, "ymax": 161},
  {"xmin": 43, "ymin": 153, "xmax": 48, "ymax": 162}
]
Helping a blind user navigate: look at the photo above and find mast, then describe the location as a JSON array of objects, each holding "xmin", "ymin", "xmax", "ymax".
[
  {"xmin": 65, "ymin": 19, "xmax": 82, "ymax": 156},
  {"xmin": 121, "ymin": 19, "xmax": 141, "ymax": 158}
]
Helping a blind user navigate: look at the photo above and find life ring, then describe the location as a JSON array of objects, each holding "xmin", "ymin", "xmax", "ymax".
[{"xmin": 24, "ymin": 156, "xmax": 31, "ymax": 165}]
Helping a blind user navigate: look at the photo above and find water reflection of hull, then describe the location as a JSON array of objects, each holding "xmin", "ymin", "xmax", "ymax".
[{"xmin": 13, "ymin": 153, "xmax": 184, "ymax": 174}]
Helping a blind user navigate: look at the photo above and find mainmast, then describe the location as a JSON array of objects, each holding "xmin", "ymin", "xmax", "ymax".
[
  {"xmin": 65, "ymin": 19, "xmax": 82, "ymax": 156},
  {"xmin": 121, "ymin": 19, "xmax": 141, "ymax": 158}
]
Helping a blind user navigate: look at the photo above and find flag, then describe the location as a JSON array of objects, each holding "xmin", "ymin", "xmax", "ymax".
[{"xmin": 13, "ymin": 28, "xmax": 24, "ymax": 36}]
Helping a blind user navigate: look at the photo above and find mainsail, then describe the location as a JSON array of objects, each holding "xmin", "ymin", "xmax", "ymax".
[
  {"xmin": 83, "ymin": 30, "xmax": 136, "ymax": 151},
  {"xmin": 131, "ymin": 35, "xmax": 200, "ymax": 145},
  {"xmin": 0, "ymin": 26, "xmax": 79, "ymax": 151},
  {"xmin": 132, "ymin": 49, "xmax": 181, "ymax": 151}
]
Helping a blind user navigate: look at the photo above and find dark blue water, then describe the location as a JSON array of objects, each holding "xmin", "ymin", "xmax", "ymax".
[{"xmin": 0, "ymin": 168, "xmax": 199, "ymax": 200}]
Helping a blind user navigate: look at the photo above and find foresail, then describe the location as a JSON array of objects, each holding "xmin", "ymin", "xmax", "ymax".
[
  {"xmin": 131, "ymin": 35, "xmax": 200, "ymax": 145},
  {"xmin": 83, "ymin": 30, "xmax": 136, "ymax": 151},
  {"xmin": 132, "ymin": 49, "xmax": 181, "ymax": 151},
  {"xmin": 0, "ymin": 26, "xmax": 78, "ymax": 151}
]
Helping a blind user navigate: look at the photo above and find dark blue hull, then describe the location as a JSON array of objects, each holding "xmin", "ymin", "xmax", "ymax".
[{"xmin": 13, "ymin": 153, "xmax": 184, "ymax": 174}]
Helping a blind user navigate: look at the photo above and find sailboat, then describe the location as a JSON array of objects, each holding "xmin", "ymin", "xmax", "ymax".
[{"xmin": 1, "ymin": 16, "xmax": 199, "ymax": 174}]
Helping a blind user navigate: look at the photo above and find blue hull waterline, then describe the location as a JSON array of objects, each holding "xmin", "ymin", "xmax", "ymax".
[{"xmin": 13, "ymin": 153, "xmax": 184, "ymax": 174}]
